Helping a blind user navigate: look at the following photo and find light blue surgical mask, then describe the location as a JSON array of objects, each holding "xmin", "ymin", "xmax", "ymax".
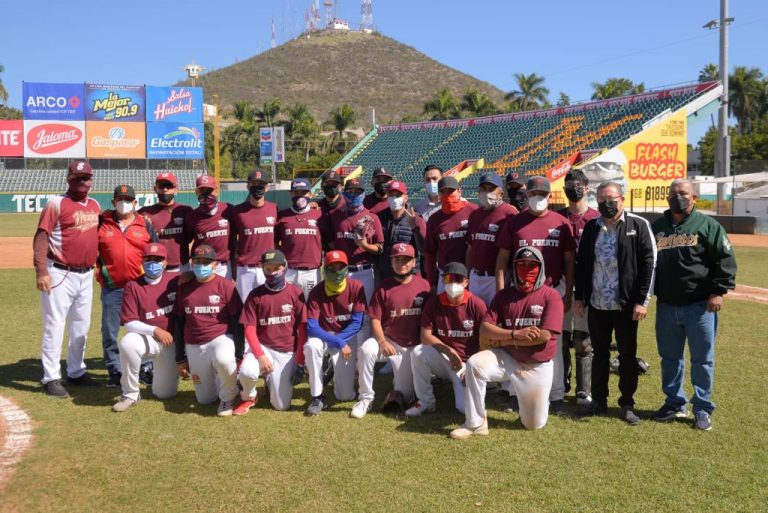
[
  {"xmin": 192, "ymin": 263, "xmax": 213, "ymax": 280},
  {"xmin": 426, "ymin": 181, "xmax": 439, "ymax": 197},
  {"xmin": 343, "ymin": 191, "xmax": 365, "ymax": 210},
  {"xmin": 143, "ymin": 261, "xmax": 164, "ymax": 279}
]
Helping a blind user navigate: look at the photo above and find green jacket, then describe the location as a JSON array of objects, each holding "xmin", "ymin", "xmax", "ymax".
[{"xmin": 651, "ymin": 208, "xmax": 737, "ymax": 305}]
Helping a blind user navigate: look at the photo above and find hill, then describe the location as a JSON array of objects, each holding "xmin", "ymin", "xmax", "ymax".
[{"xmin": 184, "ymin": 30, "xmax": 506, "ymax": 124}]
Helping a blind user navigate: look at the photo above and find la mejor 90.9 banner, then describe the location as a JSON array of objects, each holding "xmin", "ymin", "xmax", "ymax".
[
  {"xmin": 86, "ymin": 84, "xmax": 145, "ymax": 122},
  {"xmin": 146, "ymin": 122, "xmax": 204, "ymax": 159},
  {"xmin": 145, "ymin": 86, "xmax": 203, "ymax": 123}
]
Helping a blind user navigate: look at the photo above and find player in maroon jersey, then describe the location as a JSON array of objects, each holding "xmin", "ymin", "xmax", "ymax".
[
  {"xmin": 317, "ymin": 169, "xmax": 345, "ymax": 251},
  {"xmin": 363, "ymin": 167, "xmax": 394, "ymax": 223}
]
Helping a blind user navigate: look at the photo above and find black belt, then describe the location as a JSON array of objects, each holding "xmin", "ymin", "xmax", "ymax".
[
  {"xmin": 53, "ymin": 262, "xmax": 91, "ymax": 274},
  {"xmin": 166, "ymin": 265, "xmax": 181, "ymax": 270},
  {"xmin": 244, "ymin": 264, "xmax": 261, "ymax": 268},
  {"xmin": 348, "ymin": 264, "xmax": 373, "ymax": 272},
  {"xmin": 471, "ymin": 269, "xmax": 494, "ymax": 277}
]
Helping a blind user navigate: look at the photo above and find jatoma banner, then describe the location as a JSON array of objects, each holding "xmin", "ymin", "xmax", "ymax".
[
  {"xmin": 24, "ymin": 120, "xmax": 86, "ymax": 158},
  {"xmin": 86, "ymin": 84, "xmax": 145, "ymax": 122},
  {"xmin": 86, "ymin": 122, "xmax": 146, "ymax": 158},
  {"xmin": 22, "ymin": 82, "xmax": 85, "ymax": 120},
  {"xmin": 0, "ymin": 120, "xmax": 24, "ymax": 157},
  {"xmin": 145, "ymin": 86, "xmax": 203, "ymax": 123},
  {"xmin": 146, "ymin": 123, "xmax": 204, "ymax": 159}
]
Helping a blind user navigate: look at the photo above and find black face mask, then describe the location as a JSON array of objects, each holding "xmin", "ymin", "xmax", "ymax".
[
  {"xmin": 598, "ymin": 199, "xmax": 619, "ymax": 219},
  {"xmin": 668, "ymin": 195, "xmax": 690, "ymax": 214},
  {"xmin": 564, "ymin": 184, "xmax": 585, "ymax": 202},
  {"xmin": 507, "ymin": 188, "xmax": 526, "ymax": 210},
  {"xmin": 157, "ymin": 192, "xmax": 175, "ymax": 204},
  {"xmin": 373, "ymin": 182, "xmax": 388, "ymax": 196},
  {"xmin": 322, "ymin": 184, "xmax": 340, "ymax": 198},
  {"xmin": 249, "ymin": 185, "xmax": 266, "ymax": 200}
]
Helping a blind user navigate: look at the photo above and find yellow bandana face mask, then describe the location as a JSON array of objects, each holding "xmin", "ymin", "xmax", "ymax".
[{"xmin": 324, "ymin": 266, "xmax": 348, "ymax": 296}]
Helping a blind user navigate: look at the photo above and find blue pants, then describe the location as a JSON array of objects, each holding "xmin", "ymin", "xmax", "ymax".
[
  {"xmin": 655, "ymin": 301, "xmax": 717, "ymax": 414},
  {"xmin": 101, "ymin": 286, "xmax": 124, "ymax": 376}
]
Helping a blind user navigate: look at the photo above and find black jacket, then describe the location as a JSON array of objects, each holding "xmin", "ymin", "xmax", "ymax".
[{"xmin": 575, "ymin": 211, "xmax": 657, "ymax": 311}]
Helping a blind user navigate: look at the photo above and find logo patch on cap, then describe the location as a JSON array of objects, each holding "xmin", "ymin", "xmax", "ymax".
[{"xmin": 77, "ymin": 162, "xmax": 85, "ymax": 171}]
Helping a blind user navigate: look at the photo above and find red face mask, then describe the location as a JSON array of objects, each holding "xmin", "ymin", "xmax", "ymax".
[
  {"xmin": 67, "ymin": 176, "xmax": 92, "ymax": 201},
  {"xmin": 515, "ymin": 261, "xmax": 540, "ymax": 293},
  {"xmin": 440, "ymin": 191, "xmax": 463, "ymax": 214}
]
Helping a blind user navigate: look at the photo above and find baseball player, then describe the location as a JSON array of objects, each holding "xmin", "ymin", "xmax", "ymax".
[
  {"xmin": 112, "ymin": 243, "xmax": 180, "ymax": 412},
  {"xmin": 303, "ymin": 250, "xmax": 367, "ymax": 415},
  {"xmin": 34, "ymin": 161, "xmax": 101, "ymax": 397},
  {"xmin": 505, "ymin": 172, "xmax": 527, "ymax": 212},
  {"xmin": 235, "ymin": 249, "xmax": 307, "ymax": 414},
  {"xmin": 232, "ymin": 170, "xmax": 278, "ymax": 299},
  {"xmin": 413, "ymin": 165, "xmax": 442, "ymax": 222},
  {"xmin": 377, "ymin": 181, "xmax": 426, "ymax": 281},
  {"xmin": 406, "ymin": 262, "xmax": 487, "ymax": 417},
  {"xmin": 276, "ymin": 178, "xmax": 323, "ymax": 298},
  {"xmin": 466, "ymin": 173, "xmax": 518, "ymax": 305},
  {"xmin": 352, "ymin": 243, "xmax": 431, "ymax": 418},
  {"xmin": 184, "ymin": 175, "xmax": 236, "ymax": 280},
  {"xmin": 363, "ymin": 167, "xmax": 394, "ymax": 222},
  {"xmin": 138, "ymin": 172, "xmax": 193, "ymax": 273},
  {"xmin": 173, "ymin": 244, "xmax": 243, "ymax": 416},
  {"xmin": 423, "ymin": 176, "xmax": 478, "ymax": 294},
  {"xmin": 317, "ymin": 169, "xmax": 345, "ymax": 251},
  {"xmin": 450, "ymin": 247, "xmax": 563, "ymax": 438}
]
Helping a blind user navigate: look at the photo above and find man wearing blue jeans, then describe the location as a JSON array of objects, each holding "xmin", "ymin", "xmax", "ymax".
[{"xmin": 651, "ymin": 179, "xmax": 736, "ymax": 431}]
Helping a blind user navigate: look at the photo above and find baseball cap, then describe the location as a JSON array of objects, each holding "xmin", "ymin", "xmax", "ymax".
[
  {"xmin": 443, "ymin": 261, "xmax": 468, "ymax": 279},
  {"xmin": 506, "ymin": 171, "xmax": 526, "ymax": 186},
  {"xmin": 191, "ymin": 244, "xmax": 217, "ymax": 261},
  {"xmin": 195, "ymin": 175, "xmax": 216, "ymax": 190},
  {"xmin": 324, "ymin": 250, "xmax": 348, "ymax": 266},
  {"xmin": 155, "ymin": 172, "xmax": 177, "ymax": 187},
  {"xmin": 322, "ymin": 170, "xmax": 342, "ymax": 184},
  {"xmin": 387, "ymin": 181, "xmax": 407, "ymax": 195},
  {"xmin": 438, "ymin": 176, "xmax": 459, "ymax": 192},
  {"xmin": 372, "ymin": 168, "xmax": 393, "ymax": 180},
  {"xmin": 515, "ymin": 247, "xmax": 543, "ymax": 265},
  {"xmin": 67, "ymin": 161, "xmax": 93, "ymax": 177},
  {"xmin": 291, "ymin": 178, "xmax": 311, "ymax": 191},
  {"xmin": 527, "ymin": 176, "xmax": 551, "ymax": 193},
  {"xmin": 390, "ymin": 243, "xmax": 415, "ymax": 258},
  {"xmin": 248, "ymin": 170, "xmax": 268, "ymax": 183},
  {"xmin": 261, "ymin": 249, "xmax": 287, "ymax": 266},
  {"xmin": 113, "ymin": 184, "xmax": 136, "ymax": 200},
  {"xmin": 478, "ymin": 174, "xmax": 503, "ymax": 188},
  {"xmin": 142, "ymin": 242, "xmax": 167, "ymax": 259},
  {"xmin": 344, "ymin": 177, "xmax": 364, "ymax": 191}
]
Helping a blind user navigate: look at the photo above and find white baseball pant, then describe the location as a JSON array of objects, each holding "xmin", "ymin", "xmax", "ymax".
[
  {"xmin": 349, "ymin": 266, "xmax": 375, "ymax": 340},
  {"xmin": 410, "ymin": 344, "xmax": 466, "ymax": 414},
  {"xmin": 40, "ymin": 261, "xmax": 93, "ymax": 384},
  {"xmin": 186, "ymin": 334, "xmax": 239, "ymax": 404},
  {"xmin": 286, "ymin": 267, "xmax": 321, "ymax": 299},
  {"xmin": 357, "ymin": 337, "xmax": 416, "ymax": 403},
  {"xmin": 465, "ymin": 349, "xmax": 553, "ymax": 430},
  {"xmin": 469, "ymin": 270, "xmax": 497, "ymax": 306},
  {"xmin": 563, "ymin": 304, "xmax": 589, "ymax": 333},
  {"xmin": 235, "ymin": 265, "xmax": 265, "ymax": 299},
  {"xmin": 118, "ymin": 332, "xmax": 178, "ymax": 402},
  {"xmin": 238, "ymin": 346, "xmax": 296, "ymax": 411},
  {"xmin": 304, "ymin": 336, "xmax": 357, "ymax": 401},
  {"xmin": 214, "ymin": 262, "xmax": 233, "ymax": 281}
]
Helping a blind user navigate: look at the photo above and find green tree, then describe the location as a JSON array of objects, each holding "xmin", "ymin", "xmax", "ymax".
[
  {"xmin": 505, "ymin": 73, "xmax": 550, "ymax": 112},
  {"xmin": 232, "ymin": 100, "xmax": 256, "ymax": 123},
  {"xmin": 423, "ymin": 88, "xmax": 460, "ymax": 120},
  {"xmin": 460, "ymin": 88, "xmax": 497, "ymax": 117},
  {"xmin": 699, "ymin": 63, "xmax": 719, "ymax": 83},
  {"xmin": 287, "ymin": 103, "xmax": 320, "ymax": 161},
  {"xmin": 255, "ymin": 99, "xmax": 284, "ymax": 127},
  {"xmin": 556, "ymin": 92, "xmax": 570, "ymax": 107},
  {"xmin": 0, "ymin": 105, "xmax": 22, "ymax": 119},
  {"xmin": 0, "ymin": 64, "xmax": 8, "ymax": 104},
  {"xmin": 728, "ymin": 66, "xmax": 763, "ymax": 135},
  {"xmin": 591, "ymin": 78, "xmax": 645, "ymax": 100},
  {"xmin": 325, "ymin": 104, "xmax": 358, "ymax": 152}
]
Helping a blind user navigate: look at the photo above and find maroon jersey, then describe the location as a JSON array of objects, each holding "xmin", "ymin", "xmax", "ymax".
[
  {"xmin": 318, "ymin": 196, "xmax": 345, "ymax": 249},
  {"xmin": 37, "ymin": 194, "xmax": 100, "ymax": 268},
  {"xmin": 368, "ymin": 276, "xmax": 431, "ymax": 347},
  {"xmin": 307, "ymin": 278, "xmax": 367, "ymax": 333},
  {"xmin": 363, "ymin": 193, "xmax": 389, "ymax": 220},
  {"xmin": 184, "ymin": 202, "xmax": 235, "ymax": 262},
  {"xmin": 139, "ymin": 202, "xmax": 193, "ymax": 267},
  {"xmin": 496, "ymin": 210, "xmax": 576, "ymax": 286},
  {"xmin": 174, "ymin": 275, "xmax": 242, "ymax": 345},
  {"xmin": 467, "ymin": 203, "xmax": 517, "ymax": 274},
  {"xmin": 120, "ymin": 273, "xmax": 179, "ymax": 332},
  {"xmin": 240, "ymin": 283, "xmax": 307, "ymax": 353},
  {"xmin": 231, "ymin": 200, "xmax": 278, "ymax": 266},
  {"xmin": 330, "ymin": 207, "xmax": 385, "ymax": 266},
  {"xmin": 276, "ymin": 207, "xmax": 323, "ymax": 268},
  {"xmin": 557, "ymin": 206, "xmax": 600, "ymax": 249},
  {"xmin": 424, "ymin": 202, "xmax": 478, "ymax": 271},
  {"xmin": 484, "ymin": 286, "xmax": 563, "ymax": 363},
  {"xmin": 419, "ymin": 292, "xmax": 487, "ymax": 361}
]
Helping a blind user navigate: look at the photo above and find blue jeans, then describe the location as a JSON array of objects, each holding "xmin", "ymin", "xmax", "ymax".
[
  {"xmin": 655, "ymin": 301, "xmax": 717, "ymax": 414},
  {"xmin": 101, "ymin": 286, "xmax": 124, "ymax": 376}
]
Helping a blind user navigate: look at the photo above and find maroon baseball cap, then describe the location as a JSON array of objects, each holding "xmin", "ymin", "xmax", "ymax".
[
  {"xmin": 527, "ymin": 176, "xmax": 551, "ymax": 193},
  {"xmin": 195, "ymin": 175, "xmax": 216, "ymax": 189},
  {"xmin": 322, "ymin": 170, "xmax": 342, "ymax": 184},
  {"xmin": 387, "ymin": 181, "xmax": 407, "ymax": 195},
  {"xmin": 248, "ymin": 170, "xmax": 268, "ymax": 183},
  {"xmin": 191, "ymin": 244, "xmax": 217, "ymax": 261},
  {"xmin": 325, "ymin": 250, "xmax": 349, "ymax": 266},
  {"xmin": 390, "ymin": 243, "xmax": 415, "ymax": 258},
  {"xmin": 142, "ymin": 242, "xmax": 168, "ymax": 259},
  {"xmin": 344, "ymin": 177, "xmax": 364, "ymax": 191},
  {"xmin": 155, "ymin": 172, "xmax": 178, "ymax": 187},
  {"xmin": 67, "ymin": 161, "xmax": 93, "ymax": 177}
]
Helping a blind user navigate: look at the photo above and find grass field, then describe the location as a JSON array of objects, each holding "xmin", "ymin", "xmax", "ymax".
[{"xmin": 1, "ymin": 268, "xmax": 767, "ymax": 512}]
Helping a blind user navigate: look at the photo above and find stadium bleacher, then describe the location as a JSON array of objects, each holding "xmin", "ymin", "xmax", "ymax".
[{"xmin": 0, "ymin": 169, "xmax": 204, "ymax": 193}]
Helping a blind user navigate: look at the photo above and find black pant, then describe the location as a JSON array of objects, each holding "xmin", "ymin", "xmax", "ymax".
[{"xmin": 588, "ymin": 307, "xmax": 638, "ymax": 407}]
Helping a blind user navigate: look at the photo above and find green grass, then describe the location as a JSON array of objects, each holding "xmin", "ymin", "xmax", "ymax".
[
  {"xmin": 734, "ymin": 247, "xmax": 768, "ymax": 289},
  {"xmin": 1, "ymin": 269, "xmax": 767, "ymax": 512},
  {"xmin": 0, "ymin": 213, "xmax": 39, "ymax": 237}
]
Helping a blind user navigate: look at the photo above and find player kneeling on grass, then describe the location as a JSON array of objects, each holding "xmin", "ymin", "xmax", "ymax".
[
  {"xmin": 303, "ymin": 250, "xmax": 367, "ymax": 415},
  {"xmin": 235, "ymin": 250, "xmax": 308, "ymax": 415},
  {"xmin": 113, "ymin": 243, "xmax": 180, "ymax": 412},
  {"xmin": 405, "ymin": 262, "xmax": 487, "ymax": 417},
  {"xmin": 173, "ymin": 244, "xmax": 243, "ymax": 417},
  {"xmin": 352, "ymin": 243, "xmax": 431, "ymax": 419},
  {"xmin": 450, "ymin": 247, "xmax": 563, "ymax": 438}
]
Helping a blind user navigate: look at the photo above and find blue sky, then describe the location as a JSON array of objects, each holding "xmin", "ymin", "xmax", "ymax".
[{"xmin": 1, "ymin": 0, "xmax": 766, "ymax": 143}]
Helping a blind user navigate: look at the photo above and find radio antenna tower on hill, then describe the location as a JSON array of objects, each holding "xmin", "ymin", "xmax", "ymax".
[
  {"xmin": 323, "ymin": 0, "xmax": 334, "ymax": 26},
  {"xmin": 271, "ymin": 17, "xmax": 277, "ymax": 48},
  {"xmin": 361, "ymin": 0, "xmax": 373, "ymax": 31}
]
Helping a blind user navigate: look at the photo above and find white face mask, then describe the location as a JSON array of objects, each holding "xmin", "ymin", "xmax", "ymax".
[
  {"xmin": 478, "ymin": 191, "xmax": 502, "ymax": 209},
  {"xmin": 528, "ymin": 195, "xmax": 548, "ymax": 213},
  {"xmin": 445, "ymin": 282, "xmax": 465, "ymax": 298},
  {"xmin": 115, "ymin": 200, "xmax": 134, "ymax": 216},
  {"xmin": 388, "ymin": 196, "xmax": 405, "ymax": 212},
  {"xmin": 426, "ymin": 181, "xmax": 439, "ymax": 197}
]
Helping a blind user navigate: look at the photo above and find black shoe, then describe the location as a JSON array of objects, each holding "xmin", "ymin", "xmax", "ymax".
[
  {"xmin": 652, "ymin": 403, "xmax": 689, "ymax": 422},
  {"xmin": 66, "ymin": 373, "xmax": 99, "ymax": 387},
  {"xmin": 578, "ymin": 401, "xmax": 607, "ymax": 416},
  {"xmin": 139, "ymin": 367, "xmax": 153, "ymax": 386},
  {"xmin": 306, "ymin": 395, "xmax": 329, "ymax": 416},
  {"xmin": 503, "ymin": 395, "xmax": 519, "ymax": 413},
  {"xmin": 321, "ymin": 354, "xmax": 334, "ymax": 387},
  {"xmin": 621, "ymin": 405, "xmax": 641, "ymax": 426},
  {"xmin": 107, "ymin": 373, "xmax": 122, "ymax": 388},
  {"xmin": 549, "ymin": 399, "xmax": 567, "ymax": 416},
  {"xmin": 42, "ymin": 379, "xmax": 69, "ymax": 398}
]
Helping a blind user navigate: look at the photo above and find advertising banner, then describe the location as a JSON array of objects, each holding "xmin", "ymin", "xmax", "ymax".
[
  {"xmin": 22, "ymin": 82, "xmax": 85, "ymax": 120},
  {"xmin": 0, "ymin": 120, "xmax": 24, "ymax": 157},
  {"xmin": 85, "ymin": 84, "xmax": 145, "ymax": 122},
  {"xmin": 273, "ymin": 126, "xmax": 285, "ymax": 163},
  {"xmin": 24, "ymin": 120, "xmax": 86, "ymax": 158},
  {"xmin": 145, "ymin": 86, "xmax": 203, "ymax": 123},
  {"xmin": 259, "ymin": 127, "xmax": 273, "ymax": 165},
  {"xmin": 146, "ymin": 122, "xmax": 204, "ymax": 159},
  {"xmin": 86, "ymin": 121, "xmax": 146, "ymax": 158}
]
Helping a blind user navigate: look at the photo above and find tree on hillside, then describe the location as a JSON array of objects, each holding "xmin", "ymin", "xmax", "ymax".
[
  {"xmin": 699, "ymin": 63, "xmax": 719, "ymax": 83},
  {"xmin": 591, "ymin": 78, "xmax": 645, "ymax": 100},
  {"xmin": 0, "ymin": 64, "xmax": 8, "ymax": 104},
  {"xmin": 423, "ymin": 88, "xmax": 460, "ymax": 120},
  {"xmin": 728, "ymin": 66, "xmax": 764, "ymax": 135},
  {"xmin": 505, "ymin": 73, "xmax": 550, "ymax": 112},
  {"xmin": 255, "ymin": 99, "xmax": 284, "ymax": 127},
  {"xmin": 460, "ymin": 88, "xmax": 497, "ymax": 117},
  {"xmin": 232, "ymin": 100, "xmax": 256, "ymax": 123},
  {"xmin": 556, "ymin": 92, "xmax": 570, "ymax": 107},
  {"xmin": 325, "ymin": 104, "xmax": 358, "ymax": 152},
  {"xmin": 287, "ymin": 103, "xmax": 320, "ymax": 161}
]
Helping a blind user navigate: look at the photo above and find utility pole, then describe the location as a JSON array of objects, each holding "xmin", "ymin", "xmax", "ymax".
[{"xmin": 213, "ymin": 94, "xmax": 221, "ymax": 186}]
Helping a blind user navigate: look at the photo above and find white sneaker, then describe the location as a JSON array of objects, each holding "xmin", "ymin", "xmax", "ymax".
[
  {"xmin": 217, "ymin": 399, "xmax": 234, "ymax": 417},
  {"xmin": 350, "ymin": 399, "xmax": 372, "ymax": 419},
  {"xmin": 576, "ymin": 392, "xmax": 592, "ymax": 406},
  {"xmin": 449, "ymin": 418, "xmax": 489, "ymax": 439},
  {"xmin": 404, "ymin": 401, "xmax": 436, "ymax": 417},
  {"xmin": 112, "ymin": 396, "xmax": 138, "ymax": 412}
]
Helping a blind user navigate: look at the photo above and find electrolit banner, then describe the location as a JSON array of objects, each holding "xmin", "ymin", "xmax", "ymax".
[
  {"xmin": 85, "ymin": 84, "xmax": 145, "ymax": 122},
  {"xmin": 22, "ymin": 82, "xmax": 85, "ymax": 120},
  {"xmin": 146, "ymin": 122, "xmax": 204, "ymax": 159},
  {"xmin": 145, "ymin": 86, "xmax": 203, "ymax": 123},
  {"xmin": 24, "ymin": 120, "xmax": 86, "ymax": 158}
]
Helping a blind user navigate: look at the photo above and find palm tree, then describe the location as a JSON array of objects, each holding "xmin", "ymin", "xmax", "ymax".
[
  {"xmin": 423, "ymin": 88, "xmax": 460, "ymax": 120},
  {"xmin": 460, "ymin": 88, "xmax": 497, "ymax": 117},
  {"xmin": 728, "ymin": 66, "xmax": 764, "ymax": 135},
  {"xmin": 255, "ymin": 99, "xmax": 283, "ymax": 127},
  {"xmin": 287, "ymin": 103, "xmax": 319, "ymax": 160},
  {"xmin": 556, "ymin": 92, "xmax": 570, "ymax": 107},
  {"xmin": 699, "ymin": 64, "xmax": 719, "ymax": 83},
  {"xmin": 325, "ymin": 104, "xmax": 358, "ymax": 152},
  {"xmin": 591, "ymin": 78, "xmax": 645, "ymax": 100},
  {"xmin": 232, "ymin": 100, "xmax": 255, "ymax": 123},
  {"xmin": 0, "ymin": 64, "xmax": 8, "ymax": 104},
  {"xmin": 505, "ymin": 73, "xmax": 550, "ymax": 112}
]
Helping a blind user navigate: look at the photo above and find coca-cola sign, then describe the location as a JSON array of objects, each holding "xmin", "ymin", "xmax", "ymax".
[{"xmin": 24, "ymin": 120, "xmax": 86, "ymax": 158}]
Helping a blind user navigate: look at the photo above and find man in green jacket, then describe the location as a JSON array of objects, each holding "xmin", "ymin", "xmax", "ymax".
[{"xmin": 651, "ymin": 179, "xmax": 736, "ymax": 431}]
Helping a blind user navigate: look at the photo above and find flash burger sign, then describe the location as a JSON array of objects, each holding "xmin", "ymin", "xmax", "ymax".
[{"xmin": 24, "ymin": 120, "xmax": 86, "ymax": 158}]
